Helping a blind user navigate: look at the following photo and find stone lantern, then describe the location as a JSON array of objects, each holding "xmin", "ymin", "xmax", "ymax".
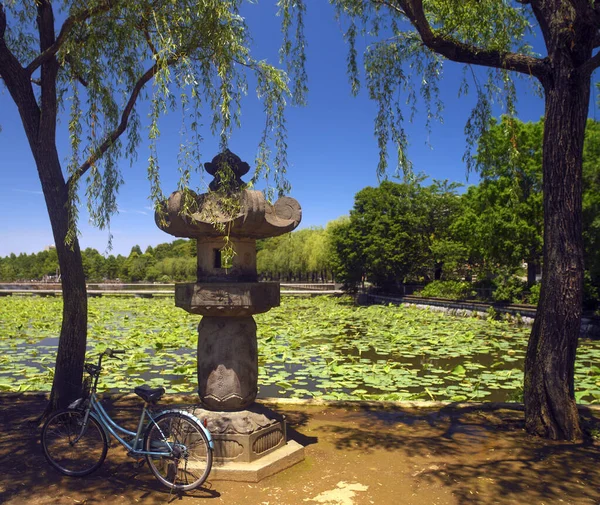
[{"xmin": 155, "ymin": 150, "xmax": 303, "ymax": 477}]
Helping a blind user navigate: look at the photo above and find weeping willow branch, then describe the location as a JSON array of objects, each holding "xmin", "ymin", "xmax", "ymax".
[
  {"xmin": 26, "ymin": 0, "xmax": 116, "ymax": 75},
  {"xmin": 0, "ymin": 4, "xmax": 41, "ymax": 128},
  {"xmin": 143, "ymin": 28, "xmax": 158, "ymax": 57},
  {"xmin": 68, "ymin": 58, "xmax": 174, "ymax": 185},
  {"xmin": 376, "ymin": 0, "xmax": 548, "ymax": 80},
  {"xmin": 64, "ymin": 55, "xmax": 89, "ymax": 87}
]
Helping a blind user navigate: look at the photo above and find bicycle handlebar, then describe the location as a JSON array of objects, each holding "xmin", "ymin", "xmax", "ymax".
[
  {"xmin": 104, "ymin": 348, "xmax": 125, "ymax": 358},
  {"xmin": 85, "ymin": 348, "xmax": 126, "ymax": 376}
]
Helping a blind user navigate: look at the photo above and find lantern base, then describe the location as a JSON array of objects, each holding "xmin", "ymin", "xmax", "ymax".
[{"xmin": 183, "ymin": 404, "xmax": 305, "ymax": 481}]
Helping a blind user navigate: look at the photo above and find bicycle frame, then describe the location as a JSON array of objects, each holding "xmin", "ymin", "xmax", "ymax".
[
  {"xmin": 68, "ymin": 350, "xmax": 214, "ymax": 461},
  {"xmin": 80, "ymin": 392, "xmax": 172, "ymax": 458}
]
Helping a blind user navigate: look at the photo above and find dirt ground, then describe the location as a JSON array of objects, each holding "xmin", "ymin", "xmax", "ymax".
[{"xmin": 1, "ymin": 395, "xmax": 600, "ymax": 505}]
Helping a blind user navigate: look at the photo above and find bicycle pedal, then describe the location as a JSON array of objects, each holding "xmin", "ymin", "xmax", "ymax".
[
  {"xmin": 126, "ymin": 451, "xmax": 144, "ymax": 461},
  {"xmin": 126, "ymin": 453, "xmax": 146, "ymax": 468}
]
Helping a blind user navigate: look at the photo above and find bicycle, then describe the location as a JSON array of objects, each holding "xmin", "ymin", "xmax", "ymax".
[{"xmin": 41, "ymin": 348, "xmax": 214, "ymax": 492}]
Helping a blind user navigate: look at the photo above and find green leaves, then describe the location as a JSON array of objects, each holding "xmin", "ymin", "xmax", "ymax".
[
  {"xmin": 332, "ymin": 0, "xmax": 534, "ymax": 175},
  {"xmin": 450, "ymin": 364, "xmax": 466, "ymax": 376},
  {"xmin": 2, "ymin": 0, "xmax": 308, "ymax": 245},
  {"xmin": 329, "ymin": 179, "xmax": 462, "ymax": 289}
]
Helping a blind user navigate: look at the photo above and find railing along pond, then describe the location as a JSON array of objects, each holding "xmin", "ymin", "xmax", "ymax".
[{"xmin": 0, "ymin": 283, "xmax": 342, "ymax": 297}]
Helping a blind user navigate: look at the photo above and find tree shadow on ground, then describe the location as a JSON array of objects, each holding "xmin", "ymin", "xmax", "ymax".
[
  {"xmin": 320, "ymin": 403, "xmax": 600, "ymax": 505},
  {"xmin": 4, "ymin": 395, "xmax": 600, "ymax": 505},
  {"xmin": 0, "ymin": 396, "xmax": 220, "ymax": 505},
  {"xmin": 283, "ymin": 410, "xmax": 319, "ymax": 446}
]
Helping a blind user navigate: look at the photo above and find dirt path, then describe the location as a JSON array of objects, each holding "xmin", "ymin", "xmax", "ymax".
[{"xmin": 1, "ymin": 395, "xmax": 600, "ymax": 505}]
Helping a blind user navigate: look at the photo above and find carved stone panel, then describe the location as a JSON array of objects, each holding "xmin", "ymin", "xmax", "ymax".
[{"xmin": 197, "ymin": 316, "xmax": 258, "ymax": 410}]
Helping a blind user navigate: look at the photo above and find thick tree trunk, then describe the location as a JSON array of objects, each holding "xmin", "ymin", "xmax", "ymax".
[
  {"xmin": 524, "ymin": 52, "xmax": 590, "ymax": 440},
  {"xmin": 33, "ymin": 148, "xmax": 88, "ymax": 411}
]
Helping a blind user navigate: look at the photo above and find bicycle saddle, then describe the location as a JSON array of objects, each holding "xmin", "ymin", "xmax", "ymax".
[{"xmin": 134, "ymin": 384, "xmax": 165, "ymax": 403}]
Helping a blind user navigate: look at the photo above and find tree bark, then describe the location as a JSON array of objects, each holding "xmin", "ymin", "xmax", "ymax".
[
  {"xmin": 37, "ymin": 1, "xmax": 87, "ymax": 412},
  {"xmin": 524, "ymin": 48, "xmax": 591, "ymax": 440},
  {"xmin": 36, "ymin": 152, "xmax": 88, "ymax": 411},
  {"xmin": 527, "ymin": 259, "xmax": 537, "ymax": 288},
  {"xmin": 12, "ymin": 98, "xmax": 88, "ymax": 412}
]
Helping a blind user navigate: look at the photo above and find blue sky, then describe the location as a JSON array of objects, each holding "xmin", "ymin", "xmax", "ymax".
[{"xmin": 2, "ymin": 2, "xmax": 594, "ymax": 258}]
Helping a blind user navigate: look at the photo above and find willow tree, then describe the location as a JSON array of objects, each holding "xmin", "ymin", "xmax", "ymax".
[
  {"xmin": 333, "ymin": 0, "xmax": 600, "ymax": 440},
  {"xmin": 0, "ymin": 0, "xmax": 306, "ymax": 410}
]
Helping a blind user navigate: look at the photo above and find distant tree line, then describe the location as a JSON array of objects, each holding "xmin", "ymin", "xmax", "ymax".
[
  {"xmin": 0, "ymin": 239, "xmax": 197, "ymax": 283},
  {"xmin": 4, "ymin": 118, "xmax": 599, "ymax": 307},
  {"xmin": 258, "ymin": 118, "xmax": 600, "ymax": 306},
  {"xmin": 257, "ymin": 227, "xmax": 336, "ymax": 282}
]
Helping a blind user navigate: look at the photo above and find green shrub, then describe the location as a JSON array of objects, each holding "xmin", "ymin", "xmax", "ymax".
[
  {"xmin": 492, "ymin": 275, "xmax": 527, "ymax": 303},
  {"xmin": 486, "ymin": 306, "xmax": 499, "ymax": 321},
  {"xmin": 526, "ymin": 283, "xmax": 541, "ymax": 305},
  {"xmin": 415, "ymin": 281, "xmax": 475, "ymax": 300},
  {"xmin": 584, "ymin": 271, "xmax": 599, "ymax": 311}
]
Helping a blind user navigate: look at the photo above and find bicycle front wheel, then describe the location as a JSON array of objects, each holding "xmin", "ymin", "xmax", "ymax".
[
  {"xmin": 41, "ymin": 409, "xmax": 108, "ymax": 477},
  {"xmin": 144, "ymin": 411, "xmax": 212, "ymax": 491}
]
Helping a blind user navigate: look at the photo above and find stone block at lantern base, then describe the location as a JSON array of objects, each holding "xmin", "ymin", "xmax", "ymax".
[
  {"xmin": 185, "ymin": 404, "xmax": 305, "ymax": 482},
  {"xmin": 210, "ymin": 441, "xmax": 305, "ymax": 482},
  {"xmin": 175, "ymin": 282, "xmax": 279, "ymax": 316}
]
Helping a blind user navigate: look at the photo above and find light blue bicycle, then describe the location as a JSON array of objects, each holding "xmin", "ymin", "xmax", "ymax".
[{"xmin": 41, "ymin": 348, "xmax": 213, "ymax": 492}]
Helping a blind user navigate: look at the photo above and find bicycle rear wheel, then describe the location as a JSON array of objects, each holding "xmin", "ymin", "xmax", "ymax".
[
  {"xmin": 144, "ymin": 411, "xmax": 212, "ymax": 491},
  {"xmin": 41, "ymin": 409, "xmax": 108, "ymax": 477}
]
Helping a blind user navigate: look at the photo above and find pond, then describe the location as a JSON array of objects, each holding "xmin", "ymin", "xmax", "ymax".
[{"xmin": 1, "ymin": 295, "xmax": 599, "ymax": 403}]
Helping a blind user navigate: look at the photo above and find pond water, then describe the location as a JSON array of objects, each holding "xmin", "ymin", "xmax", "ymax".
[{"xmin": 1, "ymin": 295, "xmax": 600, "ymax": 403}]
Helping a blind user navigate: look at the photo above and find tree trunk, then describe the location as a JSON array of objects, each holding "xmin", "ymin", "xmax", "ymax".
[
  {"xmin": 526, "ymin": 259, "xmax": 537, "ymax": 288},
  {"xmin": 34, "ymin": 148, "xmax": 88, "ymax": 412},
  {"xmin": 434, "ymin": 262, "xmax": 442, "ymax": 281},
  {"xmin": 524, "ymin": 50, "xmax": 590, "ymax": 440}
]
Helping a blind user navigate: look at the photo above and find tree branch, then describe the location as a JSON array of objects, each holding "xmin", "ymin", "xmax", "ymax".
[
  {"xmin": 64, "ymin": 54, "xmax": 89, "ymax": 87},
  {"xmin": 0, "ymin": 3, "xmax": 41, "ymax": 141},
  {"xmin": 0, "ymin": 2, "xmax": 6, "ymax": 39},
  {"xmin": 593, "ymin": 3, "xmax": 600, "ymax": 31},
  {"xmin": 69, "ymin": 59, "xmax": 172, "ymax": 185},
  {"xmin": 143, "ymin": 29, "xmax": 158, "ymax": 57},
  {"xmin": 528, "ymin": 0, "xmax": 552, "ymax": 50},
  {"xmin": 578, "ymin": 50, "xmax": 600, "ymax": 77},
  {"xmin": 38, "ymin": 0, "xmax": 60, "ymax": 141},
  {"xmin": 381, "ymin": 0, "xmax": 548, "ymax": 80},
  {"xmin": 26, "ymin": 0, "xmax": 114, "ymax": 75}
]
